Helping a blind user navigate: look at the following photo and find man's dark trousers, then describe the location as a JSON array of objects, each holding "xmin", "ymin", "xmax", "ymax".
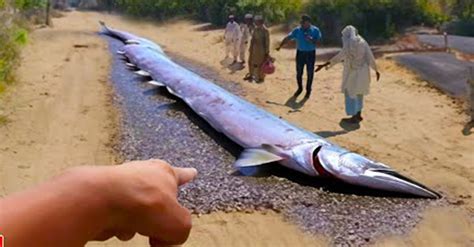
[{"xmin": 296, "ymin": 50, "xmax": 316, "ymax": 94}]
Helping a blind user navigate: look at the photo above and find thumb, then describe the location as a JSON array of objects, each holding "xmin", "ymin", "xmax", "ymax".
[{"xmin": 173, "ymin": 167, "xmax": 198, "ymax": 186}]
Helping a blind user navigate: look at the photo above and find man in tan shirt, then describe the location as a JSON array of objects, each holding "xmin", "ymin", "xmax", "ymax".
[{"xmin": 246, "ymin": 15, "xmax": 270, "ymax": 83}]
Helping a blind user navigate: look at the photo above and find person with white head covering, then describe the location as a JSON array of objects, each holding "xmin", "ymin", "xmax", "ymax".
[
  {"xmin": 224, "ymin": 15, "xmax": 242, "ymax": 64},
  {"xmin": 316, "ymin": 25, "xmax": 381, "ymax": 123},
  {"xmin": 239, "ymin": 14, "xmax": 254, "ymax": 64}
]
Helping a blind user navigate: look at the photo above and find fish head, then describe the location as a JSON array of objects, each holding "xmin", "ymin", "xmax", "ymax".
[{"xmin": 314, "ymin": 144, "xmax": 440, "ymax": 198}]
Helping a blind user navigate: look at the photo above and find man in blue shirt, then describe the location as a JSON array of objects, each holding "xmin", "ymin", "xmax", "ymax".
[{"xmin": 277, "ymin": 15, "xmax": 322, "ymax": 98}]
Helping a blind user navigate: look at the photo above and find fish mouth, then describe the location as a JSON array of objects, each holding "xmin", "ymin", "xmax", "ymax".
[
  {"xmin": 362, "ymin": 168, "xmax": 441, "ymax": 199},
  {"xmin": 315, "ymin": 145, "xmax": 441, "ymax": 199}
]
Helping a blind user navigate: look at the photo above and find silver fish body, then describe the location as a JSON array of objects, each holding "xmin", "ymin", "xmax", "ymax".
[{"xmin": 101, "ymin": 23, "xmax": 440, "ymax": 199}]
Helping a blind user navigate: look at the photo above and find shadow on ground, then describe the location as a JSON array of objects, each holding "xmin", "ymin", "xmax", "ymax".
[
  {"xmin": 462, "ymin": 121, "xmax": 473, "ymax": 136},
  {"xmin": 266, "ymin": 94, "xmax": 311, "ymax": 114},
  {"xmin": 220, "ymin": 57, "xmax": 245, "ymax": 74}
]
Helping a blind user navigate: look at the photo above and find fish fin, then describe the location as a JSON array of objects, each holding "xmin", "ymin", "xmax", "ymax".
[
  {"xmin": 166, "ymin": 86, "xmax": 181, "ymax": 97},
  {"xmin": 125, "ymin": 63, "xmax": 135, "ymax": 67},
  {"xmin": 234, "ymin": 149, "xmax": 283, "ymax": 168},
  {"xmin": 135, "ymin": 70, "xmax": 151, "ymax": 77},
  {"xmin": 148, "ymin": 80, "xmax": 165, "ymax": 87},
  {"xmin": 261, "ymin": 144, "xmax": 286, "ymax": 156},
  {"xmin": 126, "ymin": 39, "xmax": 141, "ymax": 45}
]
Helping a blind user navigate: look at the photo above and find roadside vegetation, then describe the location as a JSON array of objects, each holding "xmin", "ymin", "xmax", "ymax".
[
  {"xmin": 0, "ymin": 114, "xmax": 10, "ymax": 126},
  {"xmin": 0, "ymin": 0, "xmax": 472, "ymax": 92},
  {"xmin": 306, "ymin": 0, "xmax": 449, "ymax": 43},
  {"xmin": 96, "ymin": 0, "xmax": 472, "ymax": 44},
  {"xmin": 0, "ymin": 0, "xmax": 45, "ymax": 93}
]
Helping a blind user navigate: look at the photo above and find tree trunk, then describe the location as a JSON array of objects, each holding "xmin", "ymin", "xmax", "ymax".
[{"xmin": 45, "ymin": 0, "xmax": 51, "ymax": 26}]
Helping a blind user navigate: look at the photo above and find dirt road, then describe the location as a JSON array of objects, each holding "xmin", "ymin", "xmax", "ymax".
[
  {"xmin": 1, "ymin": 11, "xmax": 473, "ymax": 246},
  {"xmin": 0, "ymin": 13, "xmax": 117, "ymax": 193}
]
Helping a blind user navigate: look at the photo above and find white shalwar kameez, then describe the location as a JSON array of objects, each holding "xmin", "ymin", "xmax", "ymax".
[
  {"xmin": 224, "ymin": 21, "xmax": 241, "ymax": 60},
  {"xmin": 329, "ymin": 25, "xmax": 378, "ymax": 115}
]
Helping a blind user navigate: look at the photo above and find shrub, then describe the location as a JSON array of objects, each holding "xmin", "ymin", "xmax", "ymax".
[
  {"xmin": 306, "ymin": 0, "xmax": 448, "ymax": 44},
  {"xmin": 14, "ymin": 0, "xmax": 46, "ymax": 10},
  {"xmin": 0, "ymin": 4, "xmax": 29, "ymax": 91},
  {"xmin": 105, "ymin": 0, "xmax": 302, "ymax": 25}
]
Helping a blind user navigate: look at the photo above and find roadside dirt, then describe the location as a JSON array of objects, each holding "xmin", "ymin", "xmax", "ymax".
[{"xmin": 0, "ymin": 12, "xmax": 118, "ymax": 194}]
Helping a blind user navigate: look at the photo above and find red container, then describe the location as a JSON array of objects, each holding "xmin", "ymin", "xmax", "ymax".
[{"xmin": 262, "ymin": 59, "xmax": 275, "ymax": 75}]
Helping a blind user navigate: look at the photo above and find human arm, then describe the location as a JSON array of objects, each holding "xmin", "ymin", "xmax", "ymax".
[
  {"xmin": 315, "ymin": 49, "xmax": 345, "ymax": 73},
  {"xmin": 366, "ymin": 43, "xmax": 380, "ymax": 81},
  {"xmin": 315, "ymin": 61, "xmax": 330, "ymax": 73},
  {"xmin": 315, "ymin": 34, "xmax": 351, "ymax": 73},
  {"xmin": 276, "ymin": 36, "xmax": 290, "ymax": 51},
  {"xmin": 224, "ymin": 23, "xmax": 229, "ymax": 38},
  {"xmin": 276, "ymin": 28, "xmax": 296, "ymax": 51},
  {"xmin": 236, "ymin": 25, "xmax": 242, "ymax": 42},
  {"xmin": 0, "ymin": 160, "xmax": 197, "ymax": 247}
]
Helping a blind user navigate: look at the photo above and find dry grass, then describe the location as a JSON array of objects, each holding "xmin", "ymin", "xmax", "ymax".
[
  {"xmin": 0, "ymin": 82, "xmax": 5, "ymax": 94},
  {"xmin": 0, "ymin": 114, "xmax": 10, "ymax": 126}
]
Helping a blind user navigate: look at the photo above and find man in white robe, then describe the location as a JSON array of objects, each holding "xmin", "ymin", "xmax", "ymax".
[
  {"xmin": 316, "ymin": 25, "xmax": 380, "ymax": 123},
  {"xmin": 224, "ymin": 15, "xmax": 241, "ymax": 64}
]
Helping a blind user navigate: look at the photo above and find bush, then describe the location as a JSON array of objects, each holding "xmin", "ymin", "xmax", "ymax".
[
  {"xmin": 445, "ymin": 19, "xmax": 474, "ymax": 36},
  {"xmin": 0, "ymin": 26, "xmax": 28, "ymax": 88},
  {"xmin": 443, "ymin": 0, "xmax": 473, "ymax": 36},
  {"xmin": 104, "ymin": 0, "xmax": 302, "ymax": 25},
  {"xmin": 105, "ymin": 0, "xmax": 458, "ymax": 43},
  {"xmin": 306, "ymin": 0, "xmax": 448, "ymax": 44},
  {"xmin": 193, "ymin": 0, "xmax": 302, "ymax": 25},
  {"xmin": 0, "ymin": 3, "xmax": 30, "ymax": 92},
  {"xmin": 105, "ymin": 0, "xmax": 189, "ymax": 19},
  {"xmin": 14, "ymin": 0, "xmax": 46, "ymax": 10}
]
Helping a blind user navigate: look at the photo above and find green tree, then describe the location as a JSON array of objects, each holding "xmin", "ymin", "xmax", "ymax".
[
  {"xmin": 307, "ymin": 0, "xmax": 448, "ymax": 44},
  {"xmin": 14, "ymin": 0, "xmax": 46, "ymax": 9}
]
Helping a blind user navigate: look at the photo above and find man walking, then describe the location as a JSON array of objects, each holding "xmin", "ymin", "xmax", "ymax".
[
  {"xmin": 224, "ymin": 15, "xmax": 241, "ymax": 64},
  {"xmin": 277, "ymin": 15, "xmax": 322, "ymax": 98},
  {"xmin": 239, "ymin": 14, "xmax": 254, "ymax": 64}
]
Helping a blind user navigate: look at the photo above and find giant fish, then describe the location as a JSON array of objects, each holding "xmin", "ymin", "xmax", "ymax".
[{"xmin": 100, "ymin": 22, "xmax": 440, "ymax": 199}]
